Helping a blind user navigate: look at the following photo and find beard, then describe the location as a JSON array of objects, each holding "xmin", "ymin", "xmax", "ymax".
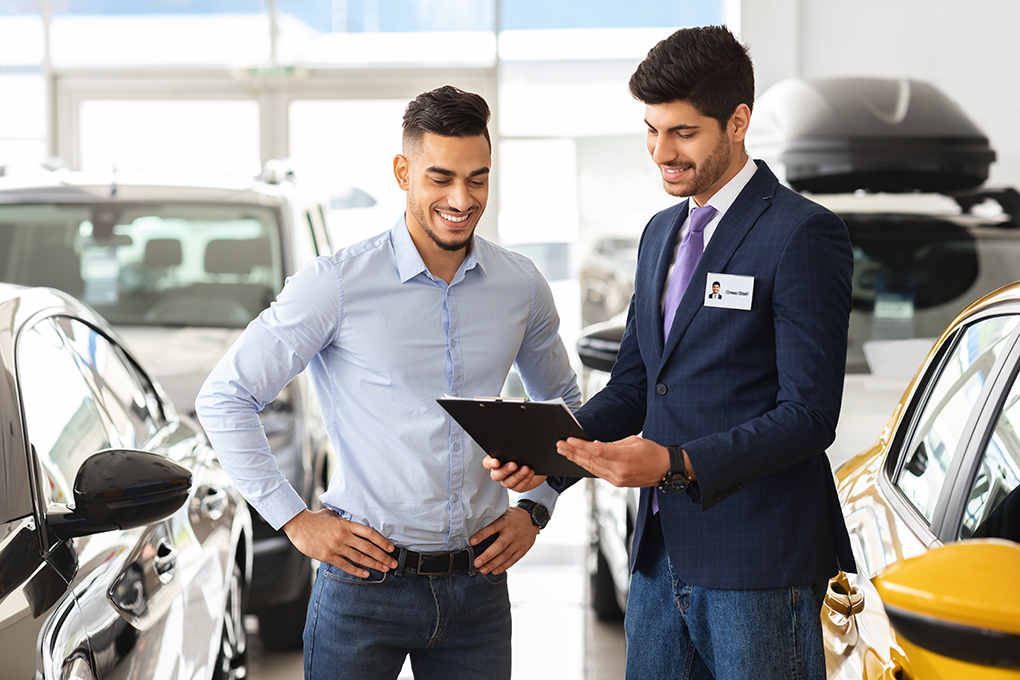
[
  {"xmin": 407, "ymin": 201, "xmax": 475, "ymax": 253},
  {"xmin": 662, "ymin": 130, "xmax": 732, "ymax": 198}
]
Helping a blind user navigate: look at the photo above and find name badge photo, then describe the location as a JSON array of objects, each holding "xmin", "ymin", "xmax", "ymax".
[{"xmin": 704, "ymin": 272, "xmax": 754, "ymax": 310}]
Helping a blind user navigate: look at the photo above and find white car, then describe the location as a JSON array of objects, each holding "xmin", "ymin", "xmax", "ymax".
[{"xmin": 0, "ymin": 162, "xmax": 336, "ymax": 649}]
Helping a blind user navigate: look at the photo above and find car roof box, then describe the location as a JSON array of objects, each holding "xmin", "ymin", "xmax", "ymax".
[{"xmin": 746, "ymin": 78, "xmax": 995, "ymax": 193}]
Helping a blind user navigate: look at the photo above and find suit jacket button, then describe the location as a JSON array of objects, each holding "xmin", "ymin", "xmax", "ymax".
[
  {"xmin": 714, "ymin": 493, "xmax": 723, "ymax": 502},
  {"xmin": 655, "ymin": 383, "xmax": 668, "ymax": 395}
]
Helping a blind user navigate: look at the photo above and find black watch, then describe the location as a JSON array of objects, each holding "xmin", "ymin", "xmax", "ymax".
[
  {"xmin": 658, "ymin": 445, "xmax": 690, "ymax": 495},
  {"xmin": 517, "ymin": 500, "xmax": 550, "ymax": 530}
]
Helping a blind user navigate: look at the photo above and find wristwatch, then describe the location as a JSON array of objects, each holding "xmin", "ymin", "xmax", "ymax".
[
  {"xmin": 658, "ymin": 444, "xmax": 690, "ymax": 495},
  {"xmin": 516, "ymin": 500, "xmax": 550, "ymax": 530}
]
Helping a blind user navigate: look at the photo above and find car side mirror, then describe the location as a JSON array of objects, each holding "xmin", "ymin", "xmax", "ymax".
[
  {"xmin": 48, "ymin": 449, "xmax": 192, "ymax": 541},
  {"xmin": 873, "ymin": 539, "xmax": 1020, "ymax": 668}
]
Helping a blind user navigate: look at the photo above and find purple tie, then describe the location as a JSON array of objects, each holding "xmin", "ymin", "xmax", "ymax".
[
  {"xmin": 662, "ymin": 204, "xmax": 717, "ymax": 340},
  {"xmin": 654, "ymin": 204, "xmax": 715, "ymax": 515}
]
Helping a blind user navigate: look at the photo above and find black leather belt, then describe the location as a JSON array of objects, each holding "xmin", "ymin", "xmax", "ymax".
[{"xmin": 393, "ymin": 533, "xmax": 498, "ymax": 576}]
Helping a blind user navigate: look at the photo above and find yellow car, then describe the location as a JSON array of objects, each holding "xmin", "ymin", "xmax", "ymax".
[{"xmin": 825, "ymin": 282, "xmax": 1020, "ymax": 679}]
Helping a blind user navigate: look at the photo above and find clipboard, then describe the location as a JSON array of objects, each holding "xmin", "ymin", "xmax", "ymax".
[{"xmin": 437, "ymin": 397, "xmax": 594, "ymax": 478}]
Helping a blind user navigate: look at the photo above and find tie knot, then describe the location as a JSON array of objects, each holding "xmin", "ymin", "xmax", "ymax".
[{"xmin": 689, "ymin": 205, "xmax": 717, "ymax": 234}]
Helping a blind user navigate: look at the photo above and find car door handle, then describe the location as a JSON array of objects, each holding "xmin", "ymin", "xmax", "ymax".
[
  {"xmin": 824, "ymin": 571, "xmax": 865, "ymax": 619},
  {"xmin": 154, "ymin": 538, "xmax": 177, "ymax": 584},
  {"xmin": 201, "ymin": 486, "xmax": 227, "ymax": 520}
]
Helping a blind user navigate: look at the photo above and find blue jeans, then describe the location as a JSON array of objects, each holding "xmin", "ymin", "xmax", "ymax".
[
  {"xmin": 625, "ymin": 519, "xmax": 827, "ymax": 680},
  {"xmin": 303, "ymin": 556, "xmax": 511, "ymax": 680}
]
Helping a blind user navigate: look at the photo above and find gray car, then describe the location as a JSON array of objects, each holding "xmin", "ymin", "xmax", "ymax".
[
  {"xmin": 0, "ymin": 163, "xmax": 335, "ymax": 649},
  {"xmin": 0, "ymin": 284, "xmax": 252, "ymax": 680}
]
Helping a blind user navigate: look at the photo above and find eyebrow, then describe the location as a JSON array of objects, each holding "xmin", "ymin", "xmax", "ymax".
[
  {"xmin": 426, "ymin": 166, "xmax": 490, "ymax": 177},
  {"xmin": 644, "ymin": 119, "xmax": 700, "ymax": 132}
]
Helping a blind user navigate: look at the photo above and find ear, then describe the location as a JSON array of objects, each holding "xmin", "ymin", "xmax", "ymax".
[
  {"xmin": 729, "ymin": 103, "xmax": 751, "ymax": 144},
  {"xmin": 393, "ymin": 154, "xmax": 411, "ymax": 191}
]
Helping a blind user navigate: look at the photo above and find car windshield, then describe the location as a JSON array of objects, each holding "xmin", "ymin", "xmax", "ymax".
[
  {"xmin": 0, "ymin": 202, "xmax": 284, "ymax": 328},
  {"xmin": 845, "ymin": 215, "xmax": 1020, "ymax": 372}
]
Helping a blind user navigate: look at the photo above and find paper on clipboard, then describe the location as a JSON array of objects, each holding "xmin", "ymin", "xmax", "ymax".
[{"xmin": 437, "ymin": 396, "xmax": 594, "ymax": 478}]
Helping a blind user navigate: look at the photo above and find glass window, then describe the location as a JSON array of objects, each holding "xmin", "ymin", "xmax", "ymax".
[
  {"xmin": 0, "ymin": 202, "xmax": 284, "ymax": 328},
  {"xmin": 959, "ymin": 364, "xmax": 1020, "ymax": 543},
  {"xmin": 79, "ymin": 99, "xmax": 261, "ymax": 176},
  {"xmin": 50, "ymin": 2, "xmax": 269, "ymax": 67},
  {"xmin": 895, "ymin": 315, "xmax": 1020, "ymax": 523},
  {"xmin": 289, "ymin": 99, "xmax": 405, "ymax": 248},
  {"xmin": 55, "ymin": 317, "xmax": 165, "ymax": 447},
  {"xmin": 18, "ymin": 318, "xmax": 111, "ymax": 508}
]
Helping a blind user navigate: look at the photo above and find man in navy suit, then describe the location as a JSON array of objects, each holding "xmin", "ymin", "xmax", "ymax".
[{"xmin": 488, "ymin": 25, "xmax": 855, "ymax": 679}]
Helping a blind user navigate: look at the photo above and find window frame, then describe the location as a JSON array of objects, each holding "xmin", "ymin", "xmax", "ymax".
[{"xmin": 879, "ymin": 304, "xmax": 1020, "ymax": 544}]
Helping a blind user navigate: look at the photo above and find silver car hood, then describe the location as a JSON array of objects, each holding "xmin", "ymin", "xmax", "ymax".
[{"xmin": 116, "ymin": 326, "xmax": 243, "ymax": 416}]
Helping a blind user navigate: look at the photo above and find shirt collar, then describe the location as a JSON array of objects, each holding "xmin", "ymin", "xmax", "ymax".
[
  {"xmin": 391, "ymin": 214, "xmax": 483, "ymax": 284},
  {"xmin": 699, "ymin": 154, "xmax": 758, "ymax": 219}
]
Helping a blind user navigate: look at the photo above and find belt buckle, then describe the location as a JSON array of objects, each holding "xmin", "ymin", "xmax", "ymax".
[{"xmin": 416, "ymin": 550, "xmax": 455, "ymax": 575}]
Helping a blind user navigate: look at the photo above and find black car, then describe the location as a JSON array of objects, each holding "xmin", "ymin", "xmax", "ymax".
[{"xmin": 0, "ymin": 284, "xmax": 252, "ymax": 680}]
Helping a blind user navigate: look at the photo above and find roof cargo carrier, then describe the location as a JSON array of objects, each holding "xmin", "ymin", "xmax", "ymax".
[{"xmin": 747, "ymin": 78, "xmax": 996, "ymax": 194}]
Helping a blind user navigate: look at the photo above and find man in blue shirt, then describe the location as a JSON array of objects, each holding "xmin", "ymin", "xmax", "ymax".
[{"xmin": 196, "ymin": 86, "xmax": 580, "ymax": 680}]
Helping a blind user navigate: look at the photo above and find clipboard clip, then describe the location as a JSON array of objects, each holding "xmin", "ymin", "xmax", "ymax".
[{"xmin": 474, "ymin": 396, "xmax": 528, "ymax": 403}]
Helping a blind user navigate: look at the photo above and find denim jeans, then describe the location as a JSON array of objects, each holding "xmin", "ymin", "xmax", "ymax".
[
  {"xmin": 625, "ymin": 518, "xmax": 828, "ymax": 680},
  {"xmin": 303, "ymin": 555, "xmax": 511, "ymax": 680}
]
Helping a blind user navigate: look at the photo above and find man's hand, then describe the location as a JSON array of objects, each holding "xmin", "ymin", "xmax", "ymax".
[
  {"xmin": 557, "ymin": 435, "xmax": 694, "ymax": 487},
  {"xmin": 469, "ymin": 506, "xmax": 539, "ymax": 575},
  {"xmin": 483, "ymin": 455, "xmax": 547, "ymax": 492},
  {"xmin": 282, "ymin": 508, "xmax": 398, "ymax": 578}
]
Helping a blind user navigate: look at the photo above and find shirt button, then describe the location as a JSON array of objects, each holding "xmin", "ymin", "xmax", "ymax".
[
  {"xmin": 655, "ymin": 383, "xmax": 668, "ymax": 395},
  {"xmin": 453, "ymin": 443, "xmax": 460, "ymax": 451},
  {"xmin": 452, "ymin": 494, "xmax": 459, "ymax": 502},
  {"xmin": 450, "ymin": 339, "xmax": 457, "ymax": 348}
]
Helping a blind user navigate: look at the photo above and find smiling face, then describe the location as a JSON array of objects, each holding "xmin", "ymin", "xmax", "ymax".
[
  {"xmin": 395, "ymin": 132, "xmax": 490, "ymax": 257},
  {"xmin": 644, "ymin": 99, "xmax": 750, "ymax": 206}
]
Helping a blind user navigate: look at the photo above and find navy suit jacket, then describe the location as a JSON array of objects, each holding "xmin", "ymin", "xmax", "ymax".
[{"xmin": 565, "ymin": 161, "xmax": 856, "ymax": 589}]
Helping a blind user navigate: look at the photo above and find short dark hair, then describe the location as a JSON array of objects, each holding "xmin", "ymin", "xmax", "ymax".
[
  {"xmin": 629, "ymin": 25, "xmax": 754, "ymax": 128},
  {"xmin": 402, "ymin": 85, "xmax": 491, "ymax": 152}
]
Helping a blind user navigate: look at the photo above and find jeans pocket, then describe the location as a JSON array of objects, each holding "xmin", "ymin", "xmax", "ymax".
[
  {"xmin": 322, "ymin": 562, "xmax": 390, "ymax": 587},
  {"xmin": 477, "ymin": 570, "xmax": 508, "ymax": 588}
]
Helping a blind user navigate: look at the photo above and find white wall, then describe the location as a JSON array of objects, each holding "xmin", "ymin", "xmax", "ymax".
[{"xmin": 736, "ymin": 0, "xmax": 1020, "ymax": 186}]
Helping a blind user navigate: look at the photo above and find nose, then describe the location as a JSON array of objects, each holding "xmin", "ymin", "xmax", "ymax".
[
  {"xmin": 649, "ymin": 133, "xmax": 675, "ymax": 166},
  {"xmin": 447, "ymin": 181, "xmax": 472, "ymax": 211}
]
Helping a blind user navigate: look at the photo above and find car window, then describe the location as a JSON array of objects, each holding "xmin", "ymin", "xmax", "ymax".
[
  {"xmin": 0, "ymin": 202, "xmax": 284, "ymax": 328},
  {"xmin": 959, "ymin": 363, "xmax": 1020, "ymax": 543},
  {"xmin": 895, "ymin": 314, "xmax": 1020, "ymax": 523},
  {"xmin": 845, "ymin": 217, "xmax": 1020, "ymax": 372},
  {"xmin": 54, "ymin": 316, "xmax": 166, "ymax": 447},
  {"xmin": 18, "ymin": 317, "xmax": 112, "ymax": 508}
]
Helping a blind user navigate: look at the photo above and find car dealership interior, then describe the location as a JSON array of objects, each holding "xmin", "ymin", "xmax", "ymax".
[{"xmin": 3, "ymin": 1, "xmax": 1020, "ymax": 679}]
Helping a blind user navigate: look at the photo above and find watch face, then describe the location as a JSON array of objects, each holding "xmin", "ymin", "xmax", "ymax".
[
  {"xmin": 660, "ymin": 474, "xmax": 689, "ymax": 495},
  {"xmin": 532, "ymin": 505, "xmax": 550, "ymax": 529}
]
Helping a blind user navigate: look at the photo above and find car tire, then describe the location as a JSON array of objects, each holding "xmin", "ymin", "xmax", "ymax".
[
  {"xmin": 588, "ymin": 543, "xmax": 625, "ymax": 621},
  {"xmin": 258, "ymin": 561, "xmax": 313, "ymax": 651},
  {"xmin": 214, "ymin": 560, "xmax": 248, "ymax": 680}
]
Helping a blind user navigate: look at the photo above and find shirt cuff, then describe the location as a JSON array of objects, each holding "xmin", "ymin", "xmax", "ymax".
[
  {"xmin": 518, "ymin": 481, "xmax": 560, "ymax": 517},
  {"xmin": 253, "ymin": 483, "xmax": 309, "ymax": 531}
]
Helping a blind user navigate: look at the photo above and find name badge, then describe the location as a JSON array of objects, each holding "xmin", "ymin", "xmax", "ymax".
[{"xmin": 704, "ymin": 272, "xmax": 753, "ymax": 310}]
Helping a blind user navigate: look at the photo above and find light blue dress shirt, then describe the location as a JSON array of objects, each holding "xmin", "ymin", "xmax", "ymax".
[{"xmin": 196, "ymin": 218, "xmax": 580, "ymax": 552}]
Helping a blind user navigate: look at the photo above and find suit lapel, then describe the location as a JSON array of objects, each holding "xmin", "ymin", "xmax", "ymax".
[
  {"xmin": 648, "ymin": 200, "xmax": 690, "ymax": 359},
  {"xmin": 659, "ymin": 163, "xmax": 777, "ymax": 372}
]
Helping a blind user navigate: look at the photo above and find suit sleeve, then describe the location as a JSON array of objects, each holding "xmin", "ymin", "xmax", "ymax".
[{"xmin": 684, "ymin": 209, "xmax": 853, "ymax": 511}]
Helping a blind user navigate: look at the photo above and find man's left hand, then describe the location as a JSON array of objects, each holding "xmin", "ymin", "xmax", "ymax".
[
  {"xmin": 557, "ymin": 435, "xmax": 683, "ymax": 487},
  {"xmin": 469, "ymin": 506, "xmax": 539, "ymax": 575}
]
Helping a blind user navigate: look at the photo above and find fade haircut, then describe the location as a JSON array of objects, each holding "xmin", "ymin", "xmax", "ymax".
[
  {"xmin": 629, "ymin": 25, "xmax": 754, "ymax": 129},
  {"xmin": 402, "ymin": 85, "xmax": 491, "ymax": 154}
]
